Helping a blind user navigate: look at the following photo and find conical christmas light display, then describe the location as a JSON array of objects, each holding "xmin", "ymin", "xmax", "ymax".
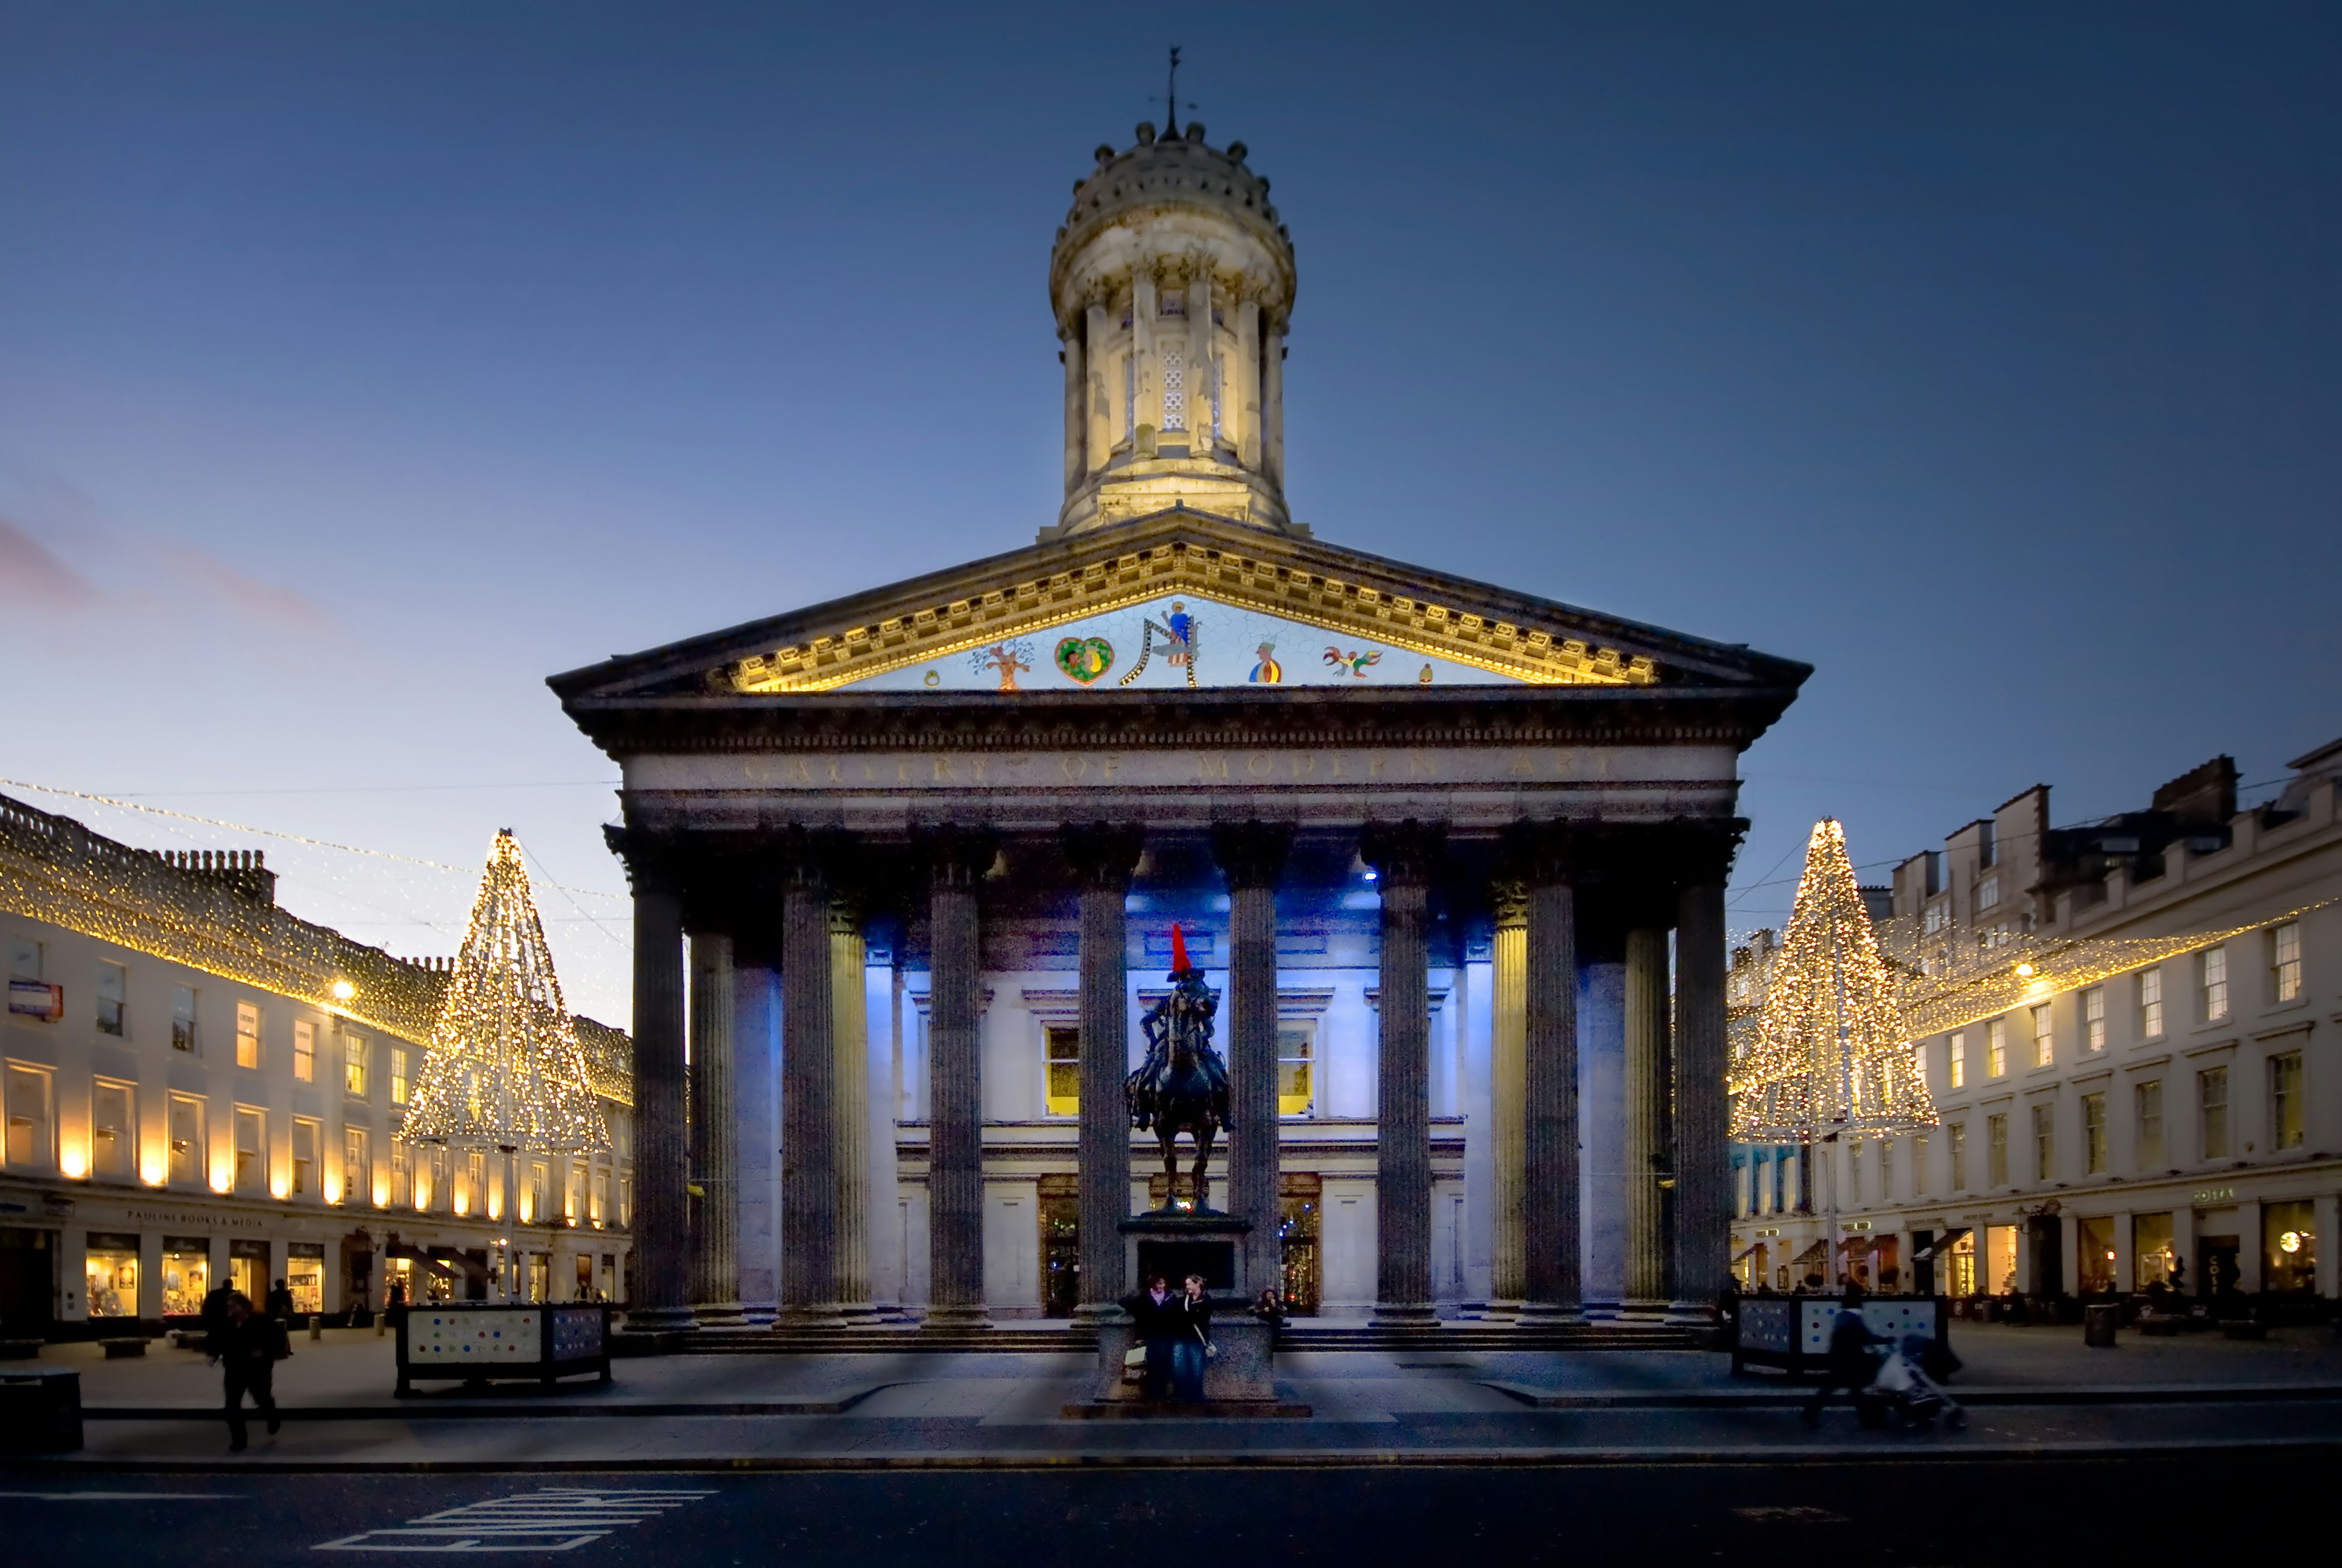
[
  {"xmin": 1730, "ymin": 819, "xmax": 1935, "ymax": 1145},
  {"xmin": 403, "ymin": 831, "xmax": 610, "ymax": 1155}
]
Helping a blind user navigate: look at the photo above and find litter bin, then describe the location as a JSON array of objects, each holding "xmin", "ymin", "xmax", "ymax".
[
  {"xmin": 2083, "ymin": 1303, "xmax": 2120, "ymax": 1348},
  {"xmin": 0, "ymin": 1367, "xmax": 83, "ymax": 1453}
]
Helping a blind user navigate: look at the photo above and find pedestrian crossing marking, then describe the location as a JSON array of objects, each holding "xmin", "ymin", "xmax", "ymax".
[{"xmin": 314, "ymin": 1487, "xmax": 715, "ymax": 1553}]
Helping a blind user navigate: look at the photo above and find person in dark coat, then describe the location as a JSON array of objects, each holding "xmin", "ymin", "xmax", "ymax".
[
  {"xmin": 1120, "ymin": 1274, "xmax": 1181, "ymax": 1401},
  {"xmin": 264, "ymin": 1278, "xmax": 295, "ymax": 1323},
  {"xmin": 1801, "ymin": 1281, "xmax": 1889, "ymax": 1426},
  {"xmin": 208, "ymin": 1292, "xmax": 288, "ymax": 1452},
  {"xmin": 1170, "ymin": 1273, "xmax": 1214, "ymax": 1402}
]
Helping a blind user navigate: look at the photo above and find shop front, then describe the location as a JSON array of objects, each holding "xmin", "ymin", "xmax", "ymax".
[
  {"xmin": 159, "ymin": 1238, "xmax": 209, "ymax": 1316},
  {"xmin": 2263, "ymin": 1200, "xmax": 2316, "ymax": 1296},
  {"xmin": 84, "ymin": 1234, "xmax": 138, "ymax": 1320}
]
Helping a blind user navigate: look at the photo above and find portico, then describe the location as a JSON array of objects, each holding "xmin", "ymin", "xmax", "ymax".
[{"xmin": 547, "ymin": 118, "xmax": 1807, "ymax": 1332}]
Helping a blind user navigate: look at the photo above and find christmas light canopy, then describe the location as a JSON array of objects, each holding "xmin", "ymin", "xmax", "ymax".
[
  {"xmin": 1730, "ymin": 818, "xmax": 1935, "ymax": 1143},
  {"xmin": 403, "ymin": 831, "xmax": 610, "ymax": 1155}
]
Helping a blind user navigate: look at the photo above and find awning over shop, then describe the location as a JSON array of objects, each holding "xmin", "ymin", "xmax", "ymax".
[
  {"xmin": 1791, "ymin": 1240, "xmax": 1828, "ymax": 1266},
  {"xmin": 1731, "ymin": 1242, "xmax": 1766, "ymax": 1265},
  {"xmin": 1912, "ymin": 1227, "xmax": 1971, "ymax": 1262}
]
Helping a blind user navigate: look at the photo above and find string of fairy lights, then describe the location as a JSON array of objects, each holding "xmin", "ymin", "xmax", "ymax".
[
  {"xmin": 1729, "ymin": 819, "xmax": 1937, "ymax": 1144},
  {"xmin": 0, "ymin": 777, "xmax": 630, "ymax": 1026},
  {"xmin": 403, "ymin": 832, "xmax": 611, "ymax": 1155}
]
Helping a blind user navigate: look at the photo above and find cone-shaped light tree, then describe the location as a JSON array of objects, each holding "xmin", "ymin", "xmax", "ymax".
[
  {"xmin": 403, "ymin": 831, "xmax": 610, "ymax": 1156},
  {"xmin": 1731, "ymin": 818, "xmax": 1935, "ymax": 1144}
]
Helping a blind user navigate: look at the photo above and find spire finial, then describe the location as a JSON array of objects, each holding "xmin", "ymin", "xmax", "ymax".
[{"xmin": 1153, "ymin": 45, "xmax": 1195, "ymax": 139}]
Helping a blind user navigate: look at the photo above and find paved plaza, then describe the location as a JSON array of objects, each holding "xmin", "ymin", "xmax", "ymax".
[{"xmin": 11, "ymin": 1321, "xmax": 2342, "ymax": 1470}]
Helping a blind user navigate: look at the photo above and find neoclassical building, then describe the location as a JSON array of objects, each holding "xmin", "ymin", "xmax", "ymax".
[{"xmin": 552, "ymin": 117, "xmax": 1809, "ymax": 1329}]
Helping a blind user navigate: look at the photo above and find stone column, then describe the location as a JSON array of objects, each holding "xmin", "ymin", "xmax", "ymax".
[
  {"xmin": 1061, "ymin": 320, "xmax": 1086, "ymax": 497},
  {"xmin": 925, "ymin": 827, "xmax": 996, "ymax": 1326},
  {"xmin": 1519, "ymin": 826, "xmax": 1582, "ymax": 1323},
  {"xmin": 1214, "ymin": 821, "xmax": 1292, "ymax": 1298},
  {"xmin": 1084, "ymin": 300, "xmax": 1113, "ymax": 471},
  {"xmin": 1235, "ymin": 295, "xmax": 1262, "ymax": 469},
  {"xmin": 612, "ymin": 829, "xmax": 693, "ymax": 1331},
  {"xmin": 1363, "ymin": 820, "xmax": 1443, "ymax": 1326},
  {"xmin": 1261, "ymin": 318, "xmax": 1286, "ymax": 489},
  {"xmin": 1131, "ymin": 268, "xmax": 1159, "ymax": 455},
  {"xmin": 831, "ymin": 900, "xmax": 874, "ymax": 1319},
  {"xmin": 1670, "ymin": 857, "xmax": 1733, "ymax": 1320},
  {"xmin": 1065, "ymin": 822, "xmax": 1143, "ymax": 1319},
  {"xmin": 778, "ymin": 840, "xmax": 840, "ymax": 1325},
  {"xmin": 1188, "ymin": 263, "xmax": 1216, "ymax": 446},
  {"xmin": 1622, "ymin": 923, "xmax": 1672, "ymax": 1316},
  {"xmin": 732, "ymin": 940, "xmax": 781, "ymax": 1323},
  {"xmin": 1487, "ymin": 881, "xmax": 1528, "ymax": 1319},
  {"xmin": 688, "ymin": 929, "xmax": 743, "ymax": 1326}
]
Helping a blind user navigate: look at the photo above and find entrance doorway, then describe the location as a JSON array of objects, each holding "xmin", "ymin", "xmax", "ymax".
[
  {"xmin": 0, "ymin": 1228, "xmax": 53, "ymax": 1331},
  {"xmin": 2197, "ymin": 1234, "xmax": 2241, "ymax": 1298},
  {"xmin": 1279, "ymin": 1173, "xmax": 1320, "ymax": 1314},
  {"xmin": 1038, "ymin": 1174, "xmax": 1079, "ymax": 1318}
]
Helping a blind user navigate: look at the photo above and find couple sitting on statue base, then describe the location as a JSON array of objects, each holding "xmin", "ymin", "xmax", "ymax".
[{"xmin": 1122, "ymin": 1272, "xmax": 1214, "ymax": 1402}]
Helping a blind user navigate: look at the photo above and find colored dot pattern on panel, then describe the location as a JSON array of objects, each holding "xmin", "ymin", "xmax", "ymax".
[{"xmin": 410, "ymin": 1309, "xmax": 542, "ymax": 1360}]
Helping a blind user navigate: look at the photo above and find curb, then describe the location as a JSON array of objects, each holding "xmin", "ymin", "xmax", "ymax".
[
  {"xmin": 9, "ymin": 1435, "xmax": 2342, "ymax": 1475},
  {"xmin": 1480, "ymin": 1381, "xmax": 2342, "ymax": 1410},
  {"xmin": 79, "ymin": 1384, "xmax": 899, "ymax": 1422}
]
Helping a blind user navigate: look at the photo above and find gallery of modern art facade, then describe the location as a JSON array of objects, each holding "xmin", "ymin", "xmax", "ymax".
[{"xmin": 551, "ymin": 118, "xmax": 1810, "ymax": 1328}]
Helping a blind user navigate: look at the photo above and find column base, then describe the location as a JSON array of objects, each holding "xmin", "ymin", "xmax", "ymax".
[
  {"xmin": 1481, "ymin": 1299, "xmax": 1524, "ymax": 1323},
  {"xmin": 1514, "ymin": 1303, "xmax": 1585, "ymax": 1326},
  {"xmin": 1072, "ymin": 1301, "xmax": 1128, "ymax": 1326},
  {"xmin": 834, "ymin": 1300, "xmax": 882, "ymax": 1323},
  {"xmin": 921, "ymin": 1304, "xmax": 994, "ymax": 1330},
  {"xmin": 772, "ymin": 1305, "xmax": 848, "ymax": 1330},
  {"xmin": 1369, "ymin": 1303, "xmax": 1438, "ymax": 1328},
  {"xmin": 1615, "ymin": 1298, "xmax": 1673, "ymax": 1322},
  {"xmin": 1664, "ymin": 1299, "xmax": 1720, "ymax": 1326},
  {"xmin": 619, "ymin": 1306, "xmax": 701, "ymax": 1334},
  {"xmin": 692, "ymin": 1301, "xmax": 748, "ymax": 1330}
]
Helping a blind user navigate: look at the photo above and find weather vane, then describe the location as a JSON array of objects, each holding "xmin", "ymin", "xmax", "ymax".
[{"xmin": 1155, "ymin": 45, "xmax": 1197, "ymax": 136}]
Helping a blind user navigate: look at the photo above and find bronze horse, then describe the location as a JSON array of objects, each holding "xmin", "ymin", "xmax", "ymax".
[{"xmin": 1126, "ymin": 939, "xmax": 1231, "ymax": 1211}]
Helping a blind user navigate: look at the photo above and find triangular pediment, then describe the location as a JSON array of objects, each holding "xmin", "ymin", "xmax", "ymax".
[{"xmin": 549, "ymin": 507, "xmax": 1807, "ymax": 703}]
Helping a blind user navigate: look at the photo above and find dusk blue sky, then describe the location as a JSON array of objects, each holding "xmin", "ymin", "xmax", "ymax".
[{"xmin": 4, "ymin": 4, "xmax": 2337, "ymax": 1023}]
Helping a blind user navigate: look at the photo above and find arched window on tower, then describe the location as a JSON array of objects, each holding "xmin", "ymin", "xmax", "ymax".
[{"xmin": 1161, "ymin": 343, "xmax": 1186, "ymax": 432}]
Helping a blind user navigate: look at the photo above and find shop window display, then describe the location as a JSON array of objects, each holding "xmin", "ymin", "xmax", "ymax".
[
  {"xmin": 2132, "ymin": 1212, "xmax": 2175, "ymax": 1291},
  {"xmin": 286, "ymin": 1246, "xmax": 324, "ymax": 1315},
  {"xmin": 229, "ymin": 1239, "xmax": 267, "ymax": 1302},
  {"xmin": 2077, "ymin": 1215, "xmax": 2116, "ymax": 1295},
  {"xmin": 1944, "ymin": 1231, "xmax": 1977, "ymax": 1297},
  {"xmin": 2263, "ymin": 1200, "xmax": 2316, "ymax": 1295},
  {"xmin": 85, "ymin": 1236, "xmax": 138, "ymax": 1317},
  {"xmin": 160, "ymin": 1240, "xmax": 209, "ymax": 1316},
  {"xmin": 1986, "ymin": 1224, "xmax": 2019, "ymax": 1295},
  {"xmin": 525, "ymin": 1252, "xmax": 549, "ymax": 1303}
]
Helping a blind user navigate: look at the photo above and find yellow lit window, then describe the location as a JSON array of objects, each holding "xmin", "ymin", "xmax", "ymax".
[
  {"xmin": 1044, "ymin": 1026, "xmax": 1080, "ymax": 1116},
  {"xmin": 1278, "ymin": 1024, "xmax": 1314, "ymax": 1115},
  {"xmin": 234, "ymin": 1107, "xmax": 263, "ymax": 1192},
  {"xmin": 2272, "ymin": 923, "xmax": 2302, "ymax": 1003},
  {"xmin": 1986, "ymin": 1018, "xmax": 2007, "ymax": 1077},
  {"xmin": 390, "ymin": 1046, "xmax": 409, "ymax": 1106},
  {"xmin": 2031, "ymin": 1004, "xmax": 2054, "ymax": 1067},
  {"xmin": 235, "ymin": 1000, "xmax": 260, "ymax": 1069},
  {"xmin": 344, "ymin": 1032, "xmax": 368, "ymax": 1097},
  {"xmin": 292, "ymin": 1117, "xmax": 318, "ymax": 1195},
  {"xmin": 1949, "ymin": 1032, "xmax": 1965, "ymax": 1089},
  {"xmin": 293, "ymin": 1019, "xmax": 315, "ymax": 1083}
]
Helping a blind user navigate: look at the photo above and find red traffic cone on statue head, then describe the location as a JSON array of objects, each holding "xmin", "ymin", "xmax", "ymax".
[{"xmin": 1168, "ymin": 922, "xmax": 1194, "ymax": 979}]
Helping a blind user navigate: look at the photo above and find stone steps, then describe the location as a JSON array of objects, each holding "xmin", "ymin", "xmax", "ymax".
[{"xmin": 668, "ymin": 1319, "xmax": 1705, "ymax": 1355}]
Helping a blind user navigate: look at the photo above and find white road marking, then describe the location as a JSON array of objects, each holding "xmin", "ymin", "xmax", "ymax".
[
  {"xmin": 0, "ymin": 1492, "xmax": 240, "ymax": 1500},
  {"xmin": 315, "ymin": 1488, "xmax": 715, "ymax": 1553}
]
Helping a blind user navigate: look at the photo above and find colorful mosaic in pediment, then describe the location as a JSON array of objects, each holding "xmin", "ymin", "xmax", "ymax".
[{"xmin": 716, "ymin": 543, "xmax": 1660, "ymax": 695}]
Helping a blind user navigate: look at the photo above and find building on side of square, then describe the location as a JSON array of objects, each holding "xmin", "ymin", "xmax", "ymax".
[
  {"xmin": 0, "ymin": 793, "xmax": 636, "ymax": 1335},
  {"xmin": 1731, "ymin": 742, "xmax": 2342, "ymax": 1307},
  {"xmin": 551, "ymin": 117, "xmax": 1811, "ymax": 1331}
]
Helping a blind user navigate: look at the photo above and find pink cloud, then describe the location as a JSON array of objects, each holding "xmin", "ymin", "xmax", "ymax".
[
  {"xmin": 0, "ymin": 512, "xmax": 99, "ymax": 607},
  {"xmin": 155, "ymin": 541, "xmax": 328, "ymax": 632}
]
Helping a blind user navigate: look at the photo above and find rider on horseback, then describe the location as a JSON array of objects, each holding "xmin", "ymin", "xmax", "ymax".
[{"xmin": 1126, "ymin": 923, "xmax": 1232, "ymax": 1133}]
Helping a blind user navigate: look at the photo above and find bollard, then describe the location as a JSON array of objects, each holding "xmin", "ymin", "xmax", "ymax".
[
  {"xmin": 310, "ymin": 1312, "xmax": 323, "ymax": 1342},
  {"xmin": 2083, "ymin": 1302, "xmax": 2119, "ymax": 1348}
]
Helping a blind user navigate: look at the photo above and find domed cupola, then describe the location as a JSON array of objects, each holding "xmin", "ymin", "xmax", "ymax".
[{"xmin": 1042, "ymin": 120, "xmax": 1299, "ymax": 540}]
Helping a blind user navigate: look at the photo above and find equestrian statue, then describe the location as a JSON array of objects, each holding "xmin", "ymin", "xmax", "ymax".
[{"xmin": 1126, "ymin": 923, "xmax": 1232, "ymax": 1211}]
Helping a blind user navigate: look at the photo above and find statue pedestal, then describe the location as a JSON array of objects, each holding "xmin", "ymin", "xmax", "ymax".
[{"xmin": 1061, "ymin": 1209, "xmax": 1309, "ymax": 1417}]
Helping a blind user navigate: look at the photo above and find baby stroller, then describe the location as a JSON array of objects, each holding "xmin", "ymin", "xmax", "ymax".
[{"xmin": 1855, "ymin": 1333, "xmax": 1967, "ymax": 1430}]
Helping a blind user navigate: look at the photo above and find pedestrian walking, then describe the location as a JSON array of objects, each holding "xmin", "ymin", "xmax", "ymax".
[
  {"xmin": 209, "ymin": 1291, "xmax": 290, "ymax": 1452},
  {"xmin": 1801, "ymin": 1281, "xmax": 1889, "ymax": 1427},
  {"xmin": 264, "ymin": 1278, "xmax": 295, "ymax": 1323}
]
